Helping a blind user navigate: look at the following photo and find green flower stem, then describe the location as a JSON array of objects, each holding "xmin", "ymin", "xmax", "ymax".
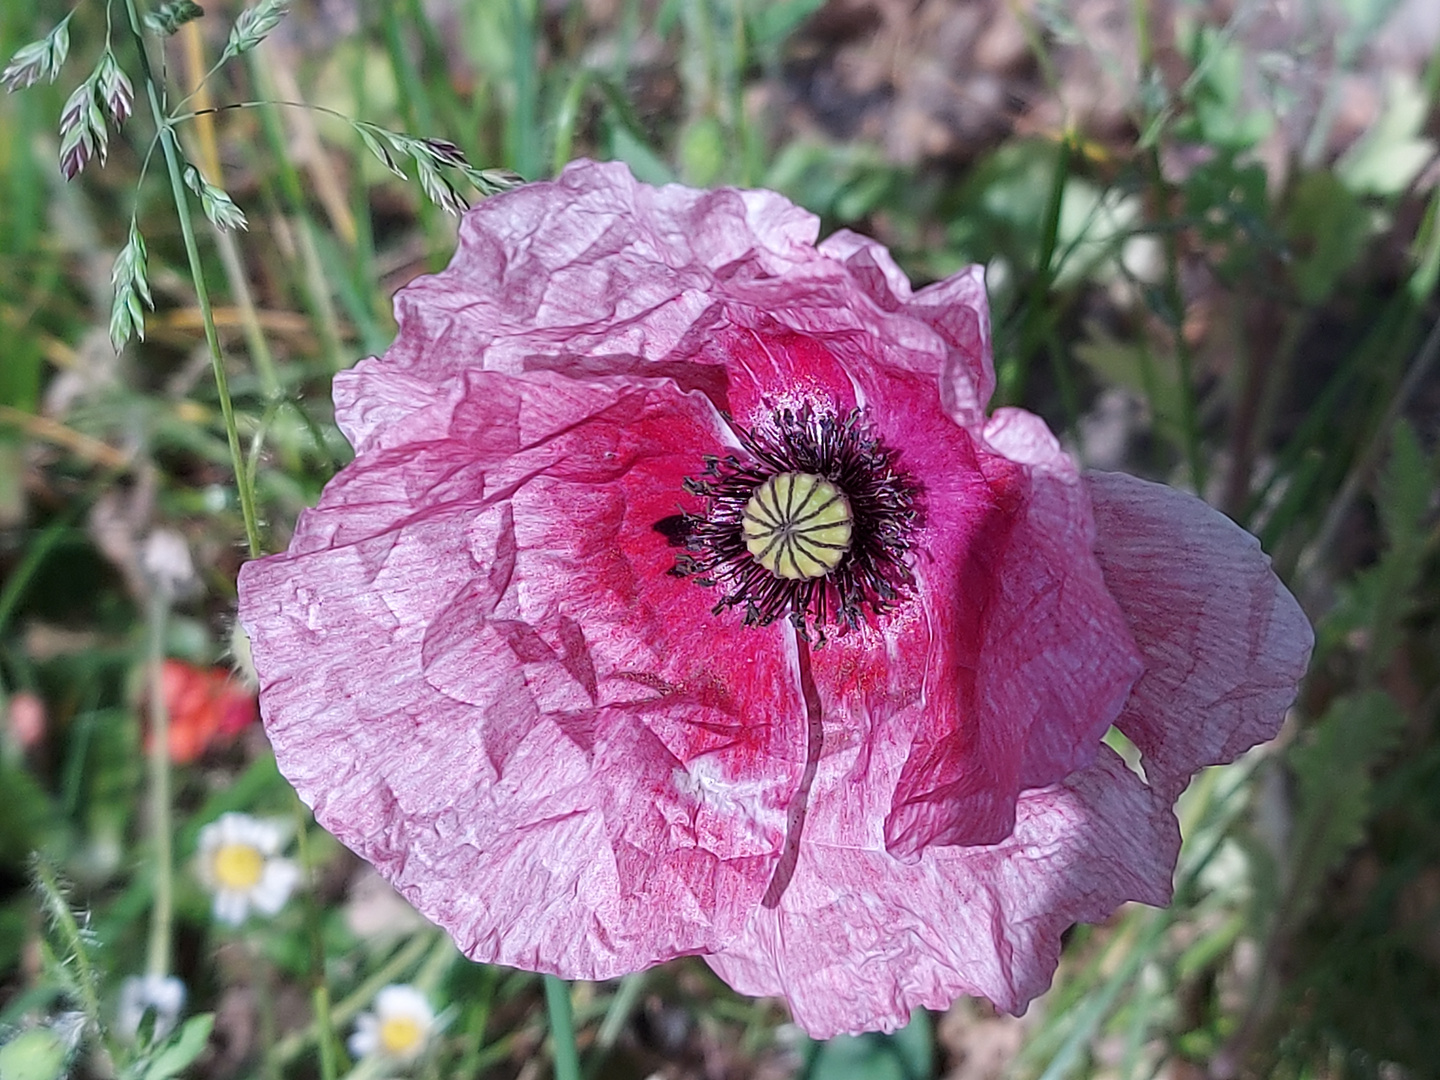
[
  {"xmin": 144, "ymin": 593, "xmax": 174, "ymax": 980},
  {"xmin": 594, "ymin": 971, "xmax": 645, "ymax": 1055},
  {"xmin": 314, "ymin": 983, "xmax": 340, "ymax": 1080},
  {"xmin": 551, "ymin": 70, "xmax": 594, "ymax": 177},
  {"xmin": 1142, "ymin": 144, "xmax": 1205, "ymax": 497},
  {"xmin": 295, "ymin": 809, "xmax": 341, "ymax": 1080},
  {"xmin": 257, "ymin": 960, "xmax": 282, "ymax": 1080},
  {"xmin": 31, "ymin": 857, "xmax": 104, "ymax": 1030},
  {"xmin": 454, "ymin": 965, "xmax": 500, "ymax": 1079},
  {"xmin": 544, "ymin": 975, "xmax": 582, "ymax": 1080},
  {"xmin": 121, "ymin": 0, "xmax": 262, "ymax": 558},
  {"xmin": 271, "ymin": 933, "xmax": 436, "ymax": 1068},
  {"xmin": 177, "ymin": 19, "xmax": 282, "ymax": 402},
  {"xmin": 412, "ymin": 934, "xmax": 458, "ymax": 993}
]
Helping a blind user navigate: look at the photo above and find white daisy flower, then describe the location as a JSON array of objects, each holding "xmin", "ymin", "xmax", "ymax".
[
  {"xmin": 348, "ymin": 984, "xmax": 436, "ymax": 1064},
  {"xmin": 115, "ymin": 974, "xmax": 186, "ymax": 1042},
  {"xmin": 195, "ymin": 812, "xmax": 301, "ymax": 925}
]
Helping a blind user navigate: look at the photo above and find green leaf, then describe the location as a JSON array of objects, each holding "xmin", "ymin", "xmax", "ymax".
[
  {"xmin": 1181, "ymin": 155, "xmax": 1278, "ymax": 280},
  {"xmin": 1178, "ymin": 26, "xmax": 1273, "ymax": 150},
  {"xmin": 678, "ymin": 116, "xmax": 726, "ymax": 186},
  {"xmin": 607, "ymin": 125, "xmax": 675, "ymax": 187},
  {"xmin": 1052, "ymin": 182, "xmax": 1141, "ymax": 287},
  {"xmin": 138, "ymin": 1014, "xmax": 214, "ymax": 1080},
  {"xmin": 1336, "ymin": 74, "xmax": 1436, "ymax": 197},
  {"xmin": 1072, "ymin": 325, "xmax": 1188, "ymax": 455},
  {"xmin": 746, "ymin": 0, "xmax": 826, "ymax": 56},
  {"xmin": 1288, "ymin": 690, "xmax": 1407, "ymax": 914},
  {"xmin": 1367, "ymin": 421, "xmax": 1435, "ymax": 665},
  {"xmin": 1408, "ymin": 184, "xmax": 1440, "ymax": 299},
  {"xmin": 0, "ymin": 756, "xmax": 63, "ymax": 868},
  {"xmin": 1282, "ymin": 171, "xmax": 1376, "ymax": 305},
  {"xmin": 1319, "ymin": 421, "xmax": 1435, "ymax": 670},
  {"xmin": 763, "ymin": 140, "xmax": 901, "ymax": 223},
  {"xmin": 0, "ymin": 1028, "xmax": 71, "ymax": 1080},
  {"xmin": 1376, "ymin": 420, "xmax": 1433, "ymax": 551},
  {"xmin": 802, "ymin": 1010, "xmax": 933, "ymax": 1080}
]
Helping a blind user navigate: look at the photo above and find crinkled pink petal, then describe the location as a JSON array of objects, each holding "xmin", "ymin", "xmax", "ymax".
[
  {"xmin": 819, "ymin": 232, "xmax": 994, "ymax": 429},
  {"xmin": 706, "ymin": 747, "xmax": 1179, "ymax": 1039},
  {"xmin": 1087, "ymin": 471, "xmax": 1314, "ymax": 800},
  {"xmin": 816, "ymin": 229, "xmax": 917, "ymax": 307},
  {"xmin": 910, "ymin": 266, "xmax": 994, "ymax": 430},
  {"xmin": 874, "ymin": 410, "xmax": 1140, "ymax": 854},
  {"xmin": 359, "ymin": 161, "xmax": 982, "ymax": 439},
  {"xmin": 239, "ymin": 368, "xmax": 808, "ymax": 978},
  {"xmin": 977, "ymin": 409, "xmax": 1144, "ymax": 792},
  {"xmin": 373, "ymin": 160, "xmax": 818, "ymax": 392},
  {"xmin": 663, "ymin": 324, "xmax": 1142, "ymax": 856},
  {"xmin": 811, "ymin": 387, "xmax": 1141, "ymax": 858}
]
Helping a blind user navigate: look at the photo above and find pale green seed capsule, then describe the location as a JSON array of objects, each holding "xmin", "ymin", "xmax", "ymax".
[{"xmin": 742, "ymin": 472, "xmax": 853, "ymax": 580}]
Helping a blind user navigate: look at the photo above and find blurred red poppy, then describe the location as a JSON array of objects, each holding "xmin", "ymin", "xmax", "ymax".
[{"xmin": 156, "ymin": 659, "xmax": 257, "ymax": 764}]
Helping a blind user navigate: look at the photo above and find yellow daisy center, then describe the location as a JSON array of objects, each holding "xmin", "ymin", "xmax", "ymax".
[
  {"xmin": 379, "ymin": 1015, "xmax": 424, "ymax": 1056},
  {"xmin": 742, "ymin": 472, "xmax": 853, "ymax": 580},
  {"xmin": 212, "ymin": 842, "xmax": 265, "ymax": 890}
]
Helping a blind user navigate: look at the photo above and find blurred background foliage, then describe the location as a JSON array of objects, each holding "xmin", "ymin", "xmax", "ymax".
[{"xmin": 0, "ymin": 0, "xmax": 1438, "ymax": 1078}]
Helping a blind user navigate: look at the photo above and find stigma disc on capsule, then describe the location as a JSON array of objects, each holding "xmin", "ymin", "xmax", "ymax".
[{"xmin": 742, "ymin": 472, "xmax": 853, "ymax": 580}]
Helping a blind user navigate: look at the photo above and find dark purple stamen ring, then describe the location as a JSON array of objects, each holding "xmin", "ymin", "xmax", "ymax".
[{"xmin": 663, "ymin": 404, "xmax": 922, "ymax": 637}]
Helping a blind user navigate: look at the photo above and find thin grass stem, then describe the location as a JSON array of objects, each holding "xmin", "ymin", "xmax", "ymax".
[
  {"xmin": 594, "ymin": 972, "xmax": 645, "ymax": 1054},
  {"xmin": 1143, "ymin": 145, "xmax": 1205, "ymax": 494},
  {"xmin": 552, "ymin": 69, "xmax": 594, "ymax": 176},
  {"xmin": 144, "ymin": 592, "xmax": 174, "ymax": 981},
  {"xmin": 1003, "ymin": 131, "xmax": 1073, "ymax": 406},
  {"xmin": 178, "ymin": 22, "xmax": 284, "ymax": 405},
  {"xmin": 247, "ymin": 53, "xmax": 354, "ymax": 373},
  {"xmin": 295, "ymin": 807, "xmax": 341, "ymax": 1080},
  {"xmin": 121, "ymin": 0, "xmax": 262, "ymax": 557}
]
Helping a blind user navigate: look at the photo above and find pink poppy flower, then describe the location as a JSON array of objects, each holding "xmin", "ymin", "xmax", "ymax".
[{"xmin": 237, "ymin": 160, "xmax": 1311, "ymax": 1038}]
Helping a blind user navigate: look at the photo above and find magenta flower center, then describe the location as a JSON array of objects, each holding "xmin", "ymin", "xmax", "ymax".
[{"xmin": 661, "ymin": 405, "xmax": 920, "ymax": 637}]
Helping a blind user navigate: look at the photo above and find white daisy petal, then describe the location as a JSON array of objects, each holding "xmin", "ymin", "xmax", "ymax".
[
  {"xmin": 196, "ymin": 812, "xmax": 301, "ymax": 925},
  {"xmin": 350, "ymin": 984, "xmax": 435, "ymax": 1063},
  {"xmin": 116, "ymin": 974, "xmax": 186, "ymax": 1042},
  {"xmin": 254, "ymin": 858, "xmax": 302, "ymax": 915},
  {"xmin": 348, "ymin": 1014, "xmax": 380, "ymax": 1058}
]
